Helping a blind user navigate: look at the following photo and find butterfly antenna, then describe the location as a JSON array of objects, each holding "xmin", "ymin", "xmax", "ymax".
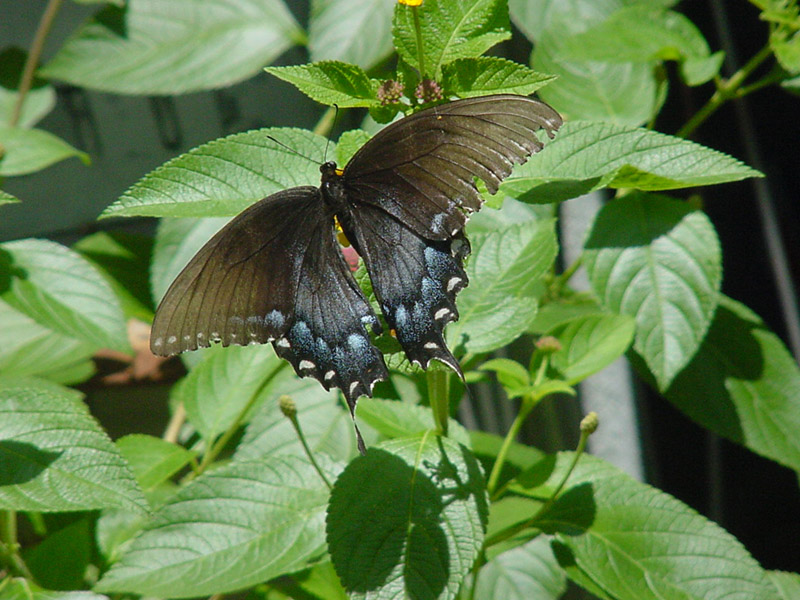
[{"xmin": 266, "ymin": 135, "xmax": 318, "ymax": 165}]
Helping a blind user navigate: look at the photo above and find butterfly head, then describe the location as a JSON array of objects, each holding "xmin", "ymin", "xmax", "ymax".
[{"xmin": 320, "ymin": 161, "xmax": 343, "ymax": 179}]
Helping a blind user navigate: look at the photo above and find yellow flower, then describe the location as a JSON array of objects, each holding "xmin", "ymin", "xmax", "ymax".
[{"xmin": 398, "ymin": 0, "xmax": 423, "ymax": 6}]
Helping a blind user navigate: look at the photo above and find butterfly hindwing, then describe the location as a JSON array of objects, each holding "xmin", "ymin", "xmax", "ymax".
[
  {"xmin": 345, "ymin": 202, "xmax": 470, "ymax": 376},
  {"xmin": 343, "ymin": 94, "xmax": 563, "ymax": 241},
  {"xmin": 150, "ymin": 186, "xmax": 388, "ymax": 407}
]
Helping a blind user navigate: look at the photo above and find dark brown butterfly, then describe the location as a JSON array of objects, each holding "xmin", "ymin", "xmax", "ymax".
[{"xmin": 150, "ymin": 94, "xmax": 562, "ymax": 451}]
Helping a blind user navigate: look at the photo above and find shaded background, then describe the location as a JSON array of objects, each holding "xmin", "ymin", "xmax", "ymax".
[{"xmin": 2, "ymin": 0, "xmax": 798, "ymax": 575}]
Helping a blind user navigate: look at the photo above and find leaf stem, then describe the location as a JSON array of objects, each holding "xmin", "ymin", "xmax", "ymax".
[
  {"xmin": 163, "ymin": 402, "xmax": 187, "ymax": 444},
  {"xmin": 484, "ymin": 413, "xmax": 598, "ymax": 548},
  {"xmin": 486, "ymin": 401, "xmax": 533, "ymax": 497},
  {"xmin": 427, "ymin": 367, "xmax": 450, "ymax": 437},
  {"xmin": 677, "ymin": 43, "xmax": 773, "ymax": 138},
  {"xmin": 411, "ymin": 6, "xmax": 427, "ymax": 78},
  {"xmin": 281, "ymin": 395, "xmax": 332, "ymax": 490},
  {"xmin": 486, "ymin": 357, "xmax": 550, "ymax": 497},
  {"xmin": 552, "ymin": 255, "xmax": 583, "ymax": 296},
  {"xmin": 10, "ymin": 0, "xmax": 63, "ymax": 127},
  {"xmin": 0, "ymin": 511, "xmax": 33, "ymax": 580},
  {"xmin": 313, "ymin": 106, "xmax": 337, "ymax": 139},
  {"xmin": 191, "ymin": 366, "xmax": 283, "ymax": 478}
]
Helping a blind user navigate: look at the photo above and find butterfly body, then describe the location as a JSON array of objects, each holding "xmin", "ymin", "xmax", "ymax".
[{"xmin": 150, "ymin": 95, "xmax": 562, "ymax": 439}]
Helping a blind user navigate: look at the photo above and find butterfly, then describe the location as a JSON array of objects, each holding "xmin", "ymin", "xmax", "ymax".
[{"xmin": 150, "ymin": 94, "xmax": 562, "ymax": 451}]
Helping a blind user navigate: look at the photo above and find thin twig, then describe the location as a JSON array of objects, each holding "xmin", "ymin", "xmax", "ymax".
[{"xmin": 10, "ymin": 0, "xmax": 64, "ymax": 127}]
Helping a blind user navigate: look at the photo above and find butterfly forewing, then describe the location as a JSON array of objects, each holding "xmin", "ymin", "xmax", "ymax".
[
  {"xmin": 150, "ymin": 186, "xmax": 388, "ymax": 407},
  {"xmin": 343, "ymin": 94, "xmax": 563, "ymax": 241},
  {"xmin": 150, "ymin": 187, "xmax": 318, "ymax": 354}
]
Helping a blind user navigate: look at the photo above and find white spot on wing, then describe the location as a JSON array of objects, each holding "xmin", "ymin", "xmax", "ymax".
[
  {"xmin": 167, "ymin": 335, "xmax": 177, "ymax": 344},
  {"xmin": 276, "ymin": 338, "xmax": 290, "ymax": 348},
  {"xmin": 424, "ymin": 342, "xmax": 438, "ymax": 350},
  {"xmin": 299, "ymin": 360, "xmax": 315, "ymax": 371},
  {"xmin": 349, "ymin": 381, "xmax": 360, "ymax": 395},
  {"xmin": 434, "ymin": 308, "xmax": 450, "ymax": 320},
  {"xmin": 153, "ymin": 337, "xmax": 163, "ymax": 347},
  {"xmin": 324, "ymin": 370, "xmax": 336, "ymax": 381},
  {"xmin": 447, "ymin": 277, "xmax": 462, "ymax": 292}
]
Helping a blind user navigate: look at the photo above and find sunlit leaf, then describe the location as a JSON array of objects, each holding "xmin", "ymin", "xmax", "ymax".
[{"xmin": 40, "ymin": 0, "xmax": 302, "ymax": 94}]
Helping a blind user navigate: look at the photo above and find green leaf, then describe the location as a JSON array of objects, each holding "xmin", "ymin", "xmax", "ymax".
[
  {"xmin": 441, "ymin": 57, "xmax": 556, "ymax": 97},
  {"xmin": 533, "ymin": 27, "xmax": 664, "ymax": 127},
  {"xmin": 529, "ymin": 296, "xmax": 603, "ymax": 334},
  {"xmin": 40, "ymin": 0, "xmax": 301, "ymax": 94},
  {"xmin": 116, "ymin": 434, "xmax": 195, "ymax": 491},
  {"xmin": 0, "ymin": 190, "xmax": 20, "ymax": 205},
  {"xmin": 479, "ymin": 358, "xmax": 530, "ymax": 391},
  {"xmin": 485, "ymin": 495, "xmax": 542, "ymax": 547},
  {"xmin": 501, "ymin": 121, "xmax": 763, "ymax": 204},
  {"xmin": 0, "ymin": 377, "xmax": 147, "ymax": 513},
  {"xmin": 469, "ymin": 429, "xmax": 551, "ymax": 492},
  {"xmin": 509, "ymin": 0, "xmax": 681, "ymax": 45},
  {"xmin": 393, "ymin": 0, "xmax": 510, "ymax": 79},
  {"xmin": 561, "ymin": 6, "xmax": 723, "ymax": 85},
  {"xmin": 475, "ymin": 537, "xmax": 567, "ymax": 600},
  {"xmin": 236, "ymin": 368, "xmax": 359, "ymax": 463},
  {"xmin": 266, "ymin": 61, "xmax": 379, "ymax": 108},
  {"xmin": 547, "ymin": 313, "xmax": 636, "ymax": 385},
  {"xmin": 765, "ymin": 2, "xmax": 800, "ymax": 74},
  {"xmin": 0, "ymin": 125, "xmax": 88, "ymax": 176},
  {"xmin": 73, "ymin": 231, "xmax": 155, "ymax": 322},
  {"xmin": 530, "ymin": 453, "xmax": 780, "ymax": 600},
  {"xmin": 103, "ymin": 128, "xmax": 327, "ymax": 219},
  {"xmin": 96, "ymin": 455, "xmax": 340, "ymax": 598},
  {"xmin": 583, "ymin": 193, "xmax": 722, "ymax": 390},
  {"xmin": 772, "ymin": 30, "xmax": 800, "ymax": 74},
  {"xmin": 335, "ymin": 129, "xmax": 370, "ymax": 167},
  {"xmin": 355, "ymin": 398, "xmax": 471, "ymax": 446},
  {"xmin": 327, "ymin": 435, "xmax": 488, "ymax": 600},
  {"xmin": 0, "ymin": 85, "xmax": 55, "ymax": 130},
  {"xmin": 781, "ymin": 72, "xmax": 800, "ymax": 93},
  {"xmin": 0, "ymin": 47, "xmax": 57, "ymax": 128},
  {"xmin": 309, "ymin": 0, "xmax": 395, "ymax": 69},
  {"xmin": 770, "ymin": 570, "xmax": 800, "ymax": 600},
  {"xmin": 273, "ymin": 561, "xmax": 349, "ymax": 600},
  {"xmin": 642, "ymin": 295, "xmax": 800, "ymax": 473},
  {"xmin": 177, "ymin": 344, "xmax": 284, "ymax": 442},
  {"xmin": 447, "ymin": 218, "xmax": 557, "ymax": 354},
  {"xmin": 24, "ymin": 517, "xmax": 92, "ymax": 590},
  {"xmin": 0, "ymin": 239, "xmax": 130, "ymax": 352},
  {"xmin": 0, "ymin": 578, "xmax": 110, "ymax": 600},
  {"xmin": 0, "ymin": 300, "xmax": 95, "ymax": 385}
]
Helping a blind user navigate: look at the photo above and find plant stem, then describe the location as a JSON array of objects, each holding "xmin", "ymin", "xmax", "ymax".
[
  {"xmin": 486, "ymin": 401, "xmax": 533, "ymax": 497},
  {"xmin": 486, "ymin": 357, "xmax": 550, "ymax": 497},
  {"xmin": 191, "ymin": 367, "xmax": 282, "ymax": 478},
  {"xmin": 484, "ymin": 414, "xmax": 597, "ymax": 548},
  {"xmin": 677, "ymin": 43, "xmax": 773, "ymax": 138},
  {"xmin": 283, "ymin": 398, "xmax": 332, "ymax": 490},
  {"xmin": 0, "ymin": 511, "xmax": 33, "ymax": 579},
  {"xmin": 163, "ymin": 402, "xmax": 187, "ymax": 444},
  {"xmin": 412, "ymin": 6, "xmax": 427, "ymax": 78},
  {"xmin": 552, "ymin": 255, "xmax": 583, "ymax": 296},
  {"xmin": 10, "ymin": 0, "xmax": 63, "ymax": 127},
  {"xmin": 313, "ymin": 106, "xmax": 337, "ymax": 139},
  {"xmin": 427, "ymin": 367, "xmax": 449, "ymax": 437}
]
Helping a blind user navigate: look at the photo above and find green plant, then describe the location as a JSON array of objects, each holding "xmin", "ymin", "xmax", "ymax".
[{"xmin": 1, "ymin": 1, "xmax": 799, "ymax": 599}]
